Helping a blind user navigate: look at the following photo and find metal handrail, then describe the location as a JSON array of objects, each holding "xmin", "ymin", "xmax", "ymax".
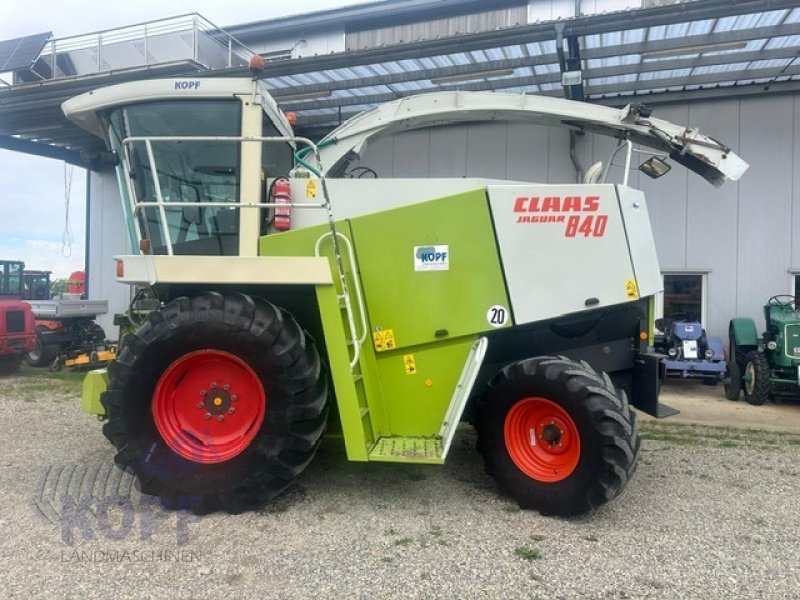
[
  {"xmin": 36, "ymin": 13, "xmax": 254, "ymax": 80},
  {"xmin": 120, "ymin": 134, "xmax": 365, "ymax": 371}
]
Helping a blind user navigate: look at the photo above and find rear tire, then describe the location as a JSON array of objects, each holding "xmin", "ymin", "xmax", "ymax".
[
  {"xmin": 101, "ymin": 292, "xmax": 329, "ymax": 514},
  {"xmin": 742, "ymin": 351, "xmax": 770, "ymax": 406},
  {"xmin": 26, "ymin": 331, "xmax": 58, "ymax": 367},
  {"xmin": 475, "ymin": 356, "xmax": 640, "ymax": 517},
  {"xmin": 724, "ymin": 361, "xmax": 742, "ymax": 401}
]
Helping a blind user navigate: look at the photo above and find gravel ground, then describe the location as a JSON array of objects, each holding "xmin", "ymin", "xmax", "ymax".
[{"xmin": 1, "ymin": 368, "xmax": 799, "ymax": 599}]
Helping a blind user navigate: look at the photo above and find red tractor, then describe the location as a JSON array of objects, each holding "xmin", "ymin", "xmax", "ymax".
[
  {"xmin": 0, "ymin": 260, "xmax": 36, "ymax": 374},
  {"xmin": 19, "ymin": 268, "xmax": 109, "ymax": 369}
]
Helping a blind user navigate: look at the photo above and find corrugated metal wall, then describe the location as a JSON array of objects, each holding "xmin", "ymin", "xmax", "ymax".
[
  {"xmin": 348, "ymin": 92, "xmax": 800, "ymax": 339},
  {"xmin": 88, "ymin": 169, "xmax": 130, "ymax": 338},
  {"xmin": 346, "ymin": 6, "xmax": 528, "ymax": 50}
]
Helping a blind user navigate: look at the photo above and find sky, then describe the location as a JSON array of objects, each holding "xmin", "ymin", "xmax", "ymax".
[{"xmin": 0, "ymin": 0, "xmax": 358, "ymax": 277}]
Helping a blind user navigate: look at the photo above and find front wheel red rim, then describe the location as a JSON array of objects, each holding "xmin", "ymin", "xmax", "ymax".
[
  {"xmin": 152, "ymin": 350, "xmax": 266, "ymax": 464},
  {"xmin": 504, "ymin": 397, "xmax": 580, "ymax": 482}
]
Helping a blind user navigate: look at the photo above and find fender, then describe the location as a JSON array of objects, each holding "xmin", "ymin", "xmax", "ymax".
[{"xmin": 729, "ymin": 318, "xmax": 759, "ymax": 348}]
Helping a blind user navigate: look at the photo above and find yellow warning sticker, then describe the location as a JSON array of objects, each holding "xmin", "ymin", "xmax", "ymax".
[
  {"xmin": 373, "ymin": 329, "xmax": 396, "ymax": 352},
  {"xmin": 625, "ymin": 279, "xmax": 639, "ymax": 300},
  {"xmin": 403, "ymin": 354, "xmax": 417, "ymax": 375},
  {"xmin": 306, "ymin": 179, "xmax": 317, "ymax": 199}
]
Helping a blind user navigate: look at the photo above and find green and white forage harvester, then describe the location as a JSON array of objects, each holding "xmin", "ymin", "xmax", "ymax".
[{"xmin": 64, "ymin": 73, "xmax": 747, "ymax": 516}]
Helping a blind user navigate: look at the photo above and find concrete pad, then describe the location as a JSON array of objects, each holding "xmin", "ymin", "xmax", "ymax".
[{"xmin": 639, "ymin": 379, "xmax": 800, "ymax": 434}]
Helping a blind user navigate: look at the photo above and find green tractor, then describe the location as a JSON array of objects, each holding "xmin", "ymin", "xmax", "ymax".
[{"xmin": 726, "ymin": 295, "xmax": 800, "ymax": 405}]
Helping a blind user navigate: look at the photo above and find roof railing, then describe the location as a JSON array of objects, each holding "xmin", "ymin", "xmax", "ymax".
[{"xmin": 13, "ymin": 13, "xmax": 254, "ymax": 83}]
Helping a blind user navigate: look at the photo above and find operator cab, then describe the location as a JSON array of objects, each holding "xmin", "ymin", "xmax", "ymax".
[
  {"xmin": 0, "ymin": 261, "xmax": 24, "ymax": 299},
  {"xmin": 68, "ymin": 78, "xmax": 295, "ymax": 257}
]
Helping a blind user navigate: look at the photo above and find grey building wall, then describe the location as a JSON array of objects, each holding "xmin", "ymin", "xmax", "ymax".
[
  {"xmin": 88, "ymin": 169, "xmax": 130, "ymax": 338},
  {"xmin": 347, "ymin": 92, "xmax": 800, "ymax": 339}
]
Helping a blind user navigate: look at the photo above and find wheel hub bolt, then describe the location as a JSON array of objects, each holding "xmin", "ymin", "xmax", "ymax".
[
  {"xmin": 231, "ymin": 394, "xmax": 238, "ymax": 402},
  {"xmin": 210, "ymin": 382, "xmax": 218, "ymax": 389},
  {"xmin": 200, "ymin": 389, "xmax": 207, "ymax": 396},
  {"xmin": 223, "ymin": 384, "xmax": 230, "ymax": 391},
  {"xmin": 541, "ymin": 423, "xmax": 562, "ymax": 445},
  {"xmin": 204, "ymin": 412, "xmax": 212, "ymax": 420},
  {"xmin": 196, "ymin": 402, "xmax": 204, "ymax": 409},
  {"xmin": 228, "ymin": 408, "xmax": 236, "ymax": 415},
  {"xmin": 217, "ymin": 415, "xmax": 225, "ymax": 422}
]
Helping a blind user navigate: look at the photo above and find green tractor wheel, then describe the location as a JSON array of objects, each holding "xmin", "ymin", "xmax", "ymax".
[
  {"xmin": 724, "ymin": 360, "xmax": 742, "ymax": 401},
  {"xmin": 742, "ymin": 351, "xmax": 770, "ymax": 406}
]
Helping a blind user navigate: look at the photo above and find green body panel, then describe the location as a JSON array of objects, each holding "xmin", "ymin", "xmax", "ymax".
[
  {"xmin": 258, "ymin": 189, "xmax": 509, "ymax": 462},
  {"xmin": 730, "ymin": 317, "xmax": 759, "ymax": 348},
  {"xmin": 765, "ymin": 306, "xmax": 800, "ymax": 368},
  {"xmin": 373, "ymin": 337, "xmax": 476, "ymax": 437},
  {"xmin": 347, "ymin": 189, "xmax": 510, "ymax": 349},
  {"xmin": 82, "ymin": 369, "xmax": 108, "ymax": 416},
  {"xmin": 315, "ymin": 284, "xmax": 372, "ymax": 460}
]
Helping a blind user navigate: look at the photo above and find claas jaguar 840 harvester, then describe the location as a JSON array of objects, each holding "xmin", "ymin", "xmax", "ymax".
[{"xmin": 64, "ymin": 74, "xmax": 747, "ymax": 516}]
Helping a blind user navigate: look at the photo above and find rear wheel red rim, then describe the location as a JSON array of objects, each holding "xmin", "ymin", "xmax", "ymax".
[
  {"xmin": 152, "ymin": 350, "xmax": 266, "ymax": 464},
  {"xmin": 504, "ymin": 397, "xmax": 580, "ymax": 482}
]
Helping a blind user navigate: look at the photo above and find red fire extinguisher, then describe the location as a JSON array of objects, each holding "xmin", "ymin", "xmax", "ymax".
[{"xmin": 271, "ymin": 177, "xmax": 291, "ymax": 231}]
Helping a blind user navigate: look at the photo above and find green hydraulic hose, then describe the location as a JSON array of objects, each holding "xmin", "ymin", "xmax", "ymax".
[{"xmin": 294, "ymin": 137, "xmax": 337, "ymax": 177}]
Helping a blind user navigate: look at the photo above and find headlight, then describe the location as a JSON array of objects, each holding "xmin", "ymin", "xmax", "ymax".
[
  {"xmin": 668, "ymin": 348, "xmax": 677, "ymax": 357},
  {"xmin": 705, "ymin": 349, "xmax": 714, "ymax": 359},
  {"xmin": 767, "ymin": 341, "xmax": 778, "ymax": 350}
]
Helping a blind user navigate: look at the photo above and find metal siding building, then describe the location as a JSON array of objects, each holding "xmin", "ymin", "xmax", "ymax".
[{"xmin": 2, "ymin": 0, "xmax": 800, "ymax": 339}]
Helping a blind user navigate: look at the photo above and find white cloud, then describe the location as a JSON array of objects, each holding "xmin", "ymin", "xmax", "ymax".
[{"xmin": 0, "ymin": 238, "xmax": 85, "ymax": 279}]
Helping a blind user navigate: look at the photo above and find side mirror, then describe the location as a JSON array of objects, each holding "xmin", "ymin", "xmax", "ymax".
[{"xmin": 639, "ymin": 156, "xmax": 671, "ymax": 179}]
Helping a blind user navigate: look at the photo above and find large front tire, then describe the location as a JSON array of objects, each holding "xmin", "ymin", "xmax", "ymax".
[
  {"xmin": 475, "ymin": 356, "xmax": 640, "ymax": 517},
  {"xmin": 101, "ymin": 292, "xmax": 329, "ymax": 514},
  {"xmin": 742, "ymin": 351, "xmax": 770, "ymax": 406}
]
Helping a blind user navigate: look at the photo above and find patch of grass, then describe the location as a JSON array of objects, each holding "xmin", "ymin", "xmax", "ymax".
[
  {"xmin": 380, "ymin": 557, "xmax": 393, "ymax": 564},
  {"xmin": 514, "ymin": 546, "xmax": 541, "ymax": 561},
  {"xmin": 639, "ymin": 420, "xmax": 800, "ymax": 449},
  {"xmin": 584, "ymin": 534, "xmax": 599, "ymax": 542},
  {"xmin": 529, "ymin": 573, "xmax": 542, "ymax": 582},
  {"xmin": 530, "ymin": 534, "xmax": 546, "ymax": 542},
  {"xmin": 384, "ymin": 528, "xmax": 398, "ymax": 536},
  {"xmin": 394, "ymin": 537, "xmax": 413, "ymax": 547},
  {"xmin": 503, "ymin": 504, "xmax": 521, "ymax": 513},
  {"xmin": 752, "ymin": 516, "xmax": 767, "ymax": 527},
  {"xmin": 429, "ymin": 525, "xmax": 443, "ymax": 537}
]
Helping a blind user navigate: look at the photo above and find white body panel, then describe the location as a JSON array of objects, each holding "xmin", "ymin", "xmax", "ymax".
[
  {"xmin": 25, "ymin": 299, "xmax": 108, "ymax": 319},
  {"xmin": 116, "ymin": 255, "xmax": 333, "ymax": 287},
  {"xmin": 617, "ymin": 187, "xmax": 662, "ymax": 300},
  {"xmin": 487, "ymin": 184, "xmax": 659, "ymax": 324},
  {"xmin": 318, "ymin": 91, "xmax": 748, "ymax": 187},
  {"xmin": 285, "ymin": 178, "xmax": 522, "ymax": 229}
]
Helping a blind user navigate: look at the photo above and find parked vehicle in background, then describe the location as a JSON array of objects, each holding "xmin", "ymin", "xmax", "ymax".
[
  {"xmin": 0, "ymin": 260, "xmax": 36, "ymax": 374},
  {"xmin": 653, "ymin": 318, "xmax": 726, "ymax": 385},
  {"xmin": 18, "ymin": 268, "xmax": 109, "ymax": 369},
  {"xmin": 727, "ymin": 295, "xmax": 800, "ymax": 404}
]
